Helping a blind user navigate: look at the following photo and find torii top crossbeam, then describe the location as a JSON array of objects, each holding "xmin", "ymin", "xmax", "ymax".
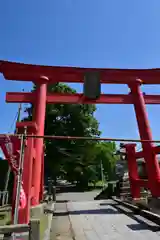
[{"xmin": 1, "ymin": 60, "xmax": 160, "ymax": 84}]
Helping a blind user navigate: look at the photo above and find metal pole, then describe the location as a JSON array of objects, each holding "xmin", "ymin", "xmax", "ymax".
[
  {"xmin": 3, "ymin": 103, "xmax": 22, "ymax": 207},
  {"xmin": 100, "ymin": 160, "xmax": 105, "ymax": 189},
  {"xmin": 3, "ymin": 166, "xmax": 11, "ymax": 193},
  {"xmin": 13, "ymin": 129, "xmax": 26, "ymax": 225},
  {"xmin": 2, "ymin": 168, "xmax": 10, "ymax": 206},
  {"xmin": 2, "ymin": 134, "xmax": 160, "ymax": 144}
]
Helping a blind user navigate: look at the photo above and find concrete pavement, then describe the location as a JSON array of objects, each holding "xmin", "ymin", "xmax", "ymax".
[
  {"xmin": 56, "ymin": 190, "xmax": 100, "ymax": 202},
  {"xmin": 50, "ymin": 190, "xmax": 160, "ymax": 240},
  {"xmin": 67, "ymin": 200, "xmax": 160, "ymax": 240}
]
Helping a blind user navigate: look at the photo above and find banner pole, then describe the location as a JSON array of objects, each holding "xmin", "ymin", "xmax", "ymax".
[{"xmin": 13, "ymin": 127, "xmax": 26, "ymax": 225}]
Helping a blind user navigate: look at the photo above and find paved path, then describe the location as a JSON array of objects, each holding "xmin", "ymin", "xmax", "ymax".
[
  {"xmin": 67, "ymin": 200, "xmax": 160, "ymax": 240},
  {"xmin": 50, "ymin": 190, "xmax": 160, "ymax": 239},
  {"xmin": 50, "ymin": 190, "xmax": 101, "ymax": 239},
  {"xmin": 50, "ymin": 202, "xmax": 73, "ymax": 240},
  {"xmin": 56, "ymin": 190, "xmax": 100, "ymax": 202}
]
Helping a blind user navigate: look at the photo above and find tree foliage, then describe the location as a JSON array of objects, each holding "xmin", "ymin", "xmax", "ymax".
[{"xmin": 24, "ymin": 83, "xmax": 118, "ymax": 187}]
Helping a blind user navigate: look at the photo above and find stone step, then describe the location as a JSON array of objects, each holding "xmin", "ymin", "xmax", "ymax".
[
  {"xmin": 120, "ymin": 189, "xmax": 130, "ymax": 193},
  {"xmin": 120, "ymin": 192, "xmax": 131, "ymax": 196},
  {"xmin": 120, "ymin": 191, "xmax": 149, "ymax": 198},
  {"xmin": 120, "ymin": 183, "xmax": 130, "ymax": 188},
  {"xmin": 120, "ymin": 182, "xmax": 130, "ymax": 187}
]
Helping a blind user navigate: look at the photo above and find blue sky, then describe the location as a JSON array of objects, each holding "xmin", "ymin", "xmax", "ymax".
[{"xmin": 1, "ymin": 0, "xmax": 160, "ymax": 144}]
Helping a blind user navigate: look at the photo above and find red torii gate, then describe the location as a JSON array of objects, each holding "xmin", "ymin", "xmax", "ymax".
[{"xmin": 1, "ymin": 60, "xmax": 160, "ymax": 223}]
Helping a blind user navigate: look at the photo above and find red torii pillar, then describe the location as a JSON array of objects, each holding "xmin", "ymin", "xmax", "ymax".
[
  {"xmin": 128, "ymin": 79, "xmax": 160, "ymax": 197},
  {"xmin": 9, "ymin": 76, "xmax": 48, "ymax": 223},
  {"xmin": 17, "ymin": 127, "xmax": 35, "ymax": 223},
  {"xmin": 31, "ymin": 76, "xmax": 48, "ymax": 205},
  {"xmin": 11, "ymin": 74, "xmax": 48, "ymax": 223},
  {"xmin": 125, "ymin": 144, "xmax": 140, "ymax": 199}
]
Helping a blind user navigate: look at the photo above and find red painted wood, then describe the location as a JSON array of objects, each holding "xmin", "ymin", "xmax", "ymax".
[
  {"xmin": 6, "ymin": 92, "xmax": 160, "ymax": 104},
  {"xmin": 1, "ymin": 60, "xmax": 160, "ymax": 84}
]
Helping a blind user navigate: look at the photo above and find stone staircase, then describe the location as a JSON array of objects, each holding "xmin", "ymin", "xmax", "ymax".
[
  {"xmin": 119, "ymin": 173, "xmax": 150, "ymax": 202},
  {"xmin": 119, "ymin": 177, "xmax": 132, "ymax": 200}
]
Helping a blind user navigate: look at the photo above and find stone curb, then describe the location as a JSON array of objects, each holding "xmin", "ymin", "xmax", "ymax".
[{"xmin": 43, "ymin": 202, "xmax": 55, "ymax": 240}]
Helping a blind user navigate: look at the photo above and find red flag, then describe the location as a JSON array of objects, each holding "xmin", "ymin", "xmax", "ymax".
[{"xmin": 0, "ymin": 135, "xmax": 26, "ymax": 209}]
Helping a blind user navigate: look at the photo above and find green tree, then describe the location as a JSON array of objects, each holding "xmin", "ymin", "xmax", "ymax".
[
  {"xmin": 24, "ymin": 83, "xmax": 101, "ymax": 186},
  {"xmin": 93, "ymin": 141, "xmax": 118, "ymax": 182},
  {"xmin": 61, "ymin": 140, "xmax": 118, "ymax": 187}
]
